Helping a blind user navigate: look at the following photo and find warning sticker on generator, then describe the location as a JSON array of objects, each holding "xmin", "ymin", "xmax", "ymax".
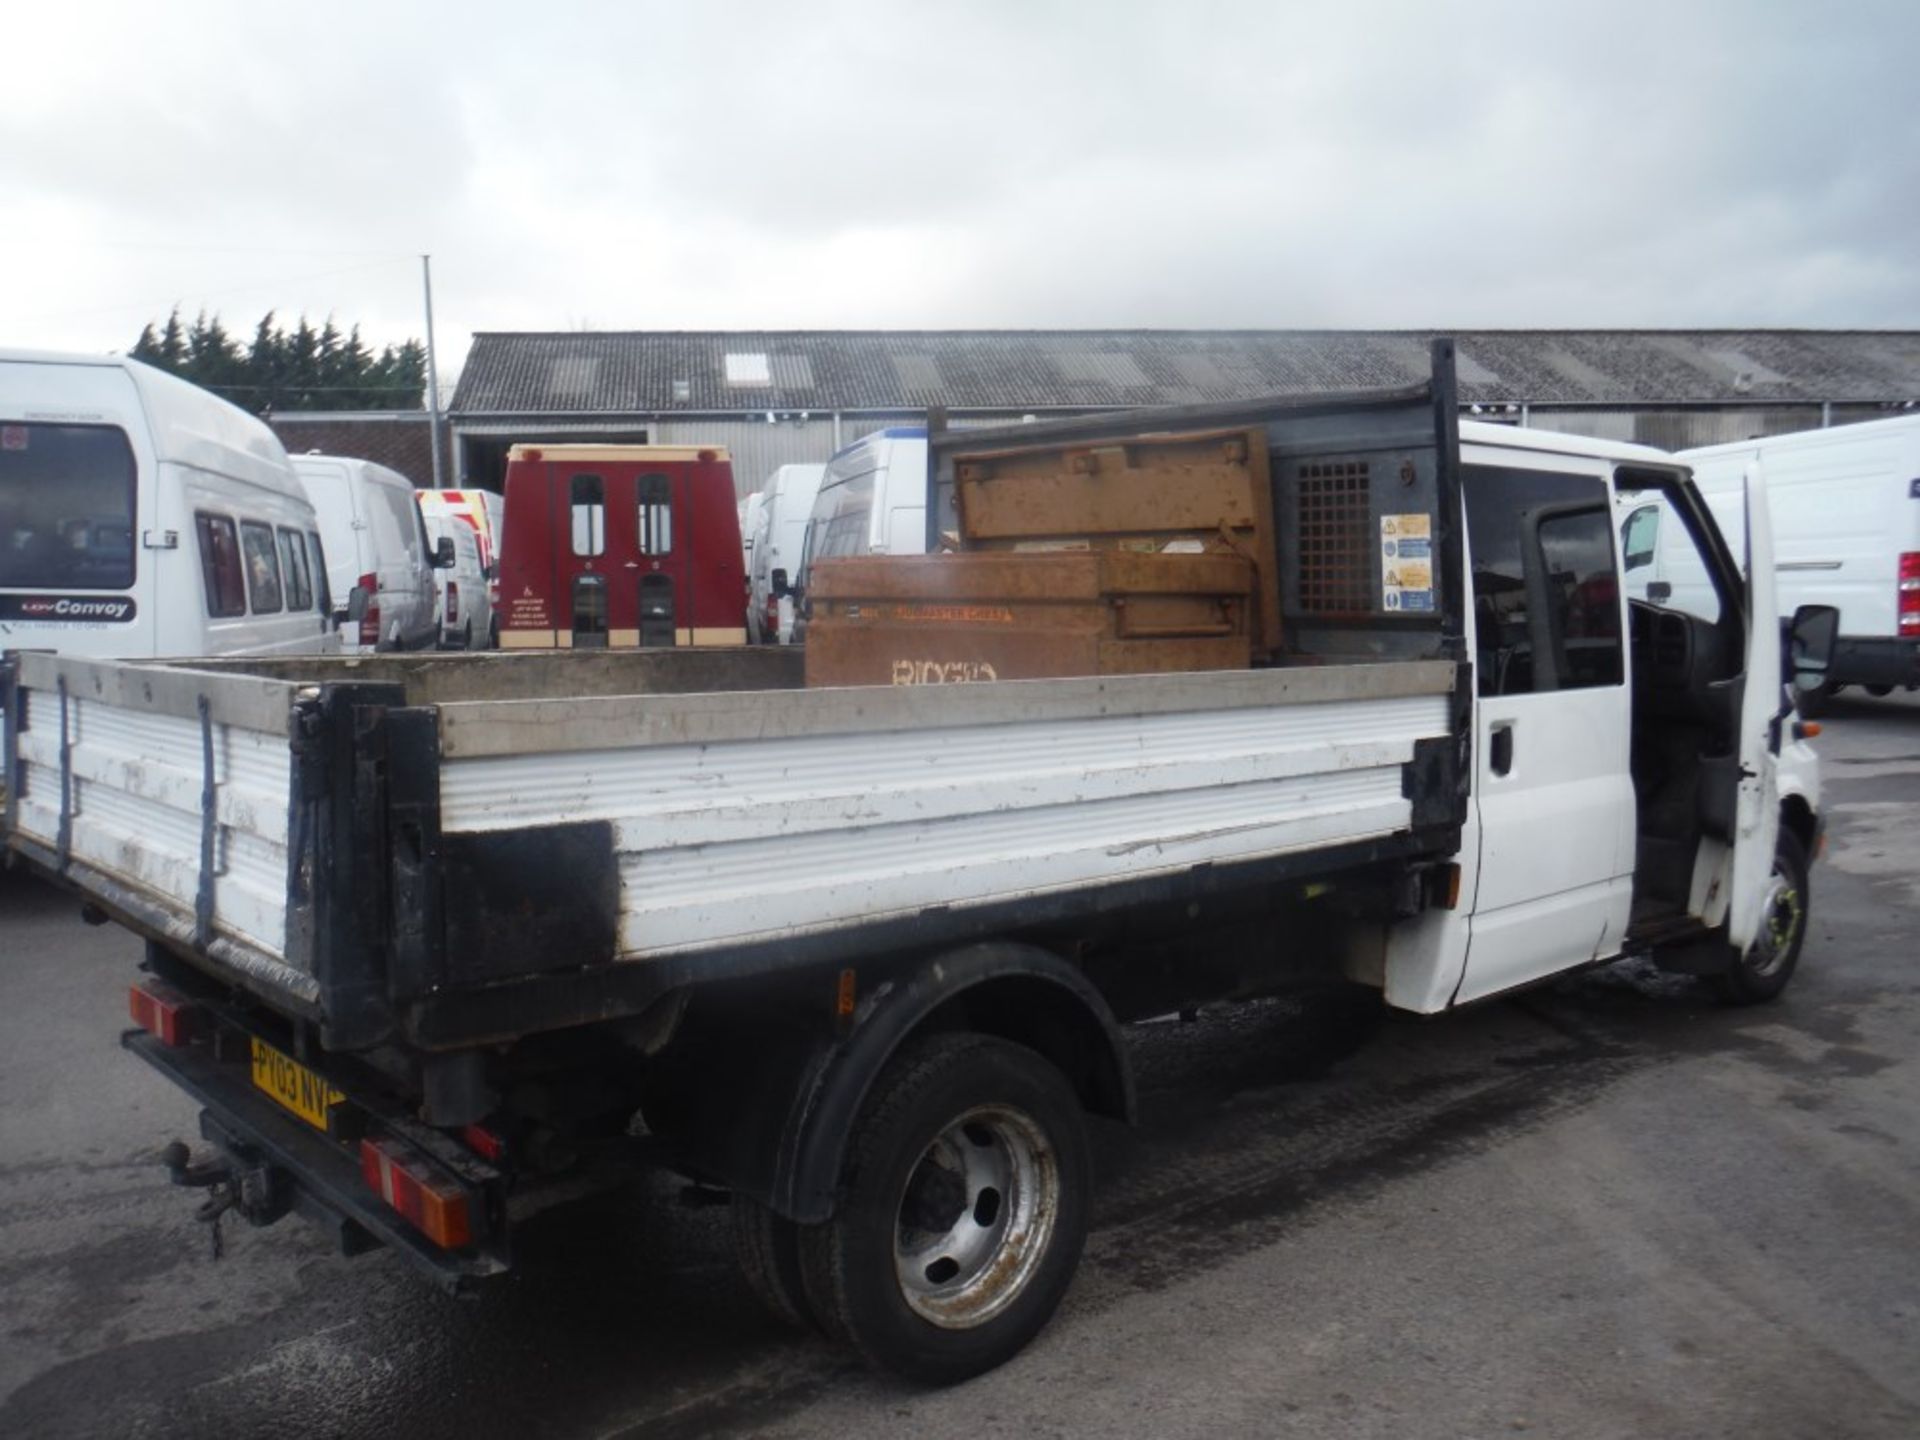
[{"xmin": 1380, "ymin": 514, "xmax": 1435, "ymax": 613}]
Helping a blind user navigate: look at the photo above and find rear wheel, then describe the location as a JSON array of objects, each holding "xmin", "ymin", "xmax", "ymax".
[
  {"xmin": 1716, "ymin": 830, "xmax": 1811, "ymax": 1005},
  {"xmin": 798, "ymin": 1034, "xmax": 1090, "ymax": 1384}
]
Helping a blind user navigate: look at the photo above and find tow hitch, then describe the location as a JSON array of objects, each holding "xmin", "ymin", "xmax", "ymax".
[{"xmin": 160, "ymin": 1139, "xmax": 292, "ymax": 1257}]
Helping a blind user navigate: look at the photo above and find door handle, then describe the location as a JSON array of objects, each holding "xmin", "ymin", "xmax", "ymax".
[{"xmin": 1490, "ymin": 723, "xmax": 1514, "ymax": 776}]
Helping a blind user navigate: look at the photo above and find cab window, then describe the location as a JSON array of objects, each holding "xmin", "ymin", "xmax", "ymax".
[
  {"xmin": 1465, "ymin": 466, "xmax": 1623, "ymax": 696},
  {"xmin": 1615, "ymin": 485, "xmax": 1724, "ymax": 626},
  {"xmin": 1621, "ymin": 504, "xmax": 1659, "ymax": 573}
]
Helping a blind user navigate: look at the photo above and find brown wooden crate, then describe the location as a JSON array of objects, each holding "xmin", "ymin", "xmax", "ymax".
[
  {"xmin": 804, "ymin": 551, "xmax": 1254, "ymax": 688},
  {"xmin": 948, "ymin": 426, "xmax": 1281, "ymax": 656}
]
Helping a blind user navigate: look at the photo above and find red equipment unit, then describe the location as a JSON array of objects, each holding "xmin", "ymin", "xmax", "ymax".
[{"xmin": 497, "ymin": 444, "xmax": 747, "ymax": 649}]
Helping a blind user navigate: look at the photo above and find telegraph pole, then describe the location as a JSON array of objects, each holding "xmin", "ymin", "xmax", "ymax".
[{"xmin": 422, "ymin": 254, "xmax": 446, "ymax": 489}]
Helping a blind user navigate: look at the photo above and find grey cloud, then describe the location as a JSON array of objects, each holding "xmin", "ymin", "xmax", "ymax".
[{"xmin": 2, "ymin": 0, "xmax": 1916, "ymax": 371}]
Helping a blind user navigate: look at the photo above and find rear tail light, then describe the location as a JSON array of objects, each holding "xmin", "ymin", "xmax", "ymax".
[
  {"xmin": 461, "ymin": 1124, "xmax": 507, "ymax": 1162},
  {"xmin": 360, "ymin": 1138, "xmax": 474, "ymax": 1248},
  {"xmin": 1900, "ymin": 552, "xmax": 1920, "ymax": 634},
  {"xmin": 357, "ymin": 571, "xmax": 381, "ymax": 646},
  {"xmin": 129, "ymin": 977, "xmax": 197, "ymax": 1046},
  {"xmin": 445, "ymin": 582, "xmax": 459, "ymax": 626},
  {"xmin": 765, "ymin": 593, "xmax": 780, "ymax": 637}
]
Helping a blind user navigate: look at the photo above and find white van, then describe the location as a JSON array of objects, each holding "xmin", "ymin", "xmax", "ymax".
[
  {"xmin": 1673, "ymin": 415, "xmax": 1920, "ymax": 708},
  {"xmin": 292, "ymin": 455, "xmax": 446, "ymax": 653},
  {"xmin": 740, "ymin": 489, "xmax": 770, "ymax": 640},
  {"xmin": 1, "ymin": 349, "xmax": 337, "ymax": 662},
  {"xmin": 789, "ymin": 428, "xmax": 928, "ymax": 641},
  {"xmin": 748, "ymin": 462, "xmax": 824, "ymax": 644},
  {"xmin": 417, "ymin": 488, "xmax": 505, "ymax": 646},
  {"xmin": 420, "ymin": 505, "xmax": 494, "ymax": 649}
]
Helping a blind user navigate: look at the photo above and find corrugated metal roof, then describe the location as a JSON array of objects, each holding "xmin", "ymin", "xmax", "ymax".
[{"xmin": 449, "ymin": 329, "xmax": 1920, "ymax": 415}]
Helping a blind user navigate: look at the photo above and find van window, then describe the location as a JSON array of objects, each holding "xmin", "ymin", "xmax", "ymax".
[
  {"xmin": 195, "ymin": 514, "xmax": 247, "ymax": 618},
  {"xmin": 0, "ymin": 423, "xmax": 137, "ymax": 590},
  {"xmin": 306, "ymin": 531, "xmax": 332, "ymax": 615},
  {"xmin": 240, "ymin": 521, "xmax": 284, "ymax": 613},
  {"xmin": 638, "ymin": 473, "xmax": 673, "ymax": 555},
  {"xmin": 1464, "ymin": 466, "xmax": 1623, "ymax": 696},
  {"xmin": 277, "ymin": 527, "xmax": 313, "ymax": 611},
  {"xmin": 571, "ymin": 474, "xmax": 606, "ymax": 556}
]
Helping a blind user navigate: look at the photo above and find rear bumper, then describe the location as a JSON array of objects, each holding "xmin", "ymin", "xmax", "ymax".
[
  {"xmin": 1831, "ymin": 636, "xmax": 1920, "ymax": 688},
  {"xmin": 122, "ymin": 1028, "xmax": 509, "ymax": 1294}
]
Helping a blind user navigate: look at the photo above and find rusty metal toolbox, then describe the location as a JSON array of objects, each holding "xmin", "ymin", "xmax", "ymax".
[
  {"xmin": 949, "ymin": 426, "xmax": 1281, "ymax": 657},
  {"xmin": 805, "ymin": 550, "xmax": 1256, "ymax": 688}
]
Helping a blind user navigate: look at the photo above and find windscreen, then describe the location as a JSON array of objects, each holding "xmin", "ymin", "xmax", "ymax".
[
  {"xmin": 807, "ymin": 472, "xmax": 877, "ymax": 564},
  {"xmin": 0, "ymin": 423, "xmax": 137, "ymax": 589}
]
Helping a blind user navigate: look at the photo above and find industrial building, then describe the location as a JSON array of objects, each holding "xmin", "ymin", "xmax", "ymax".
[{"xmin": 445, "ymin": 329, "xmax": 1920, "ymax": 497}]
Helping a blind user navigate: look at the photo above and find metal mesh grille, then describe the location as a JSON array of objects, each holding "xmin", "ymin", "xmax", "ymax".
[{"xmin": 1296, "ymin": 461, "xmax": 1373, "ymax": 613}]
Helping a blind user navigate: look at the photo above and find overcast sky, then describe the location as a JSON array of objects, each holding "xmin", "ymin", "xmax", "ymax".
[{"xmin": 4, "ymin": 0, "xmax": 1916, "ymax": 384}]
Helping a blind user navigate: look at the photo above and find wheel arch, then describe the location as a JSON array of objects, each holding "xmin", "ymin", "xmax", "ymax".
[
  {"xmin": 1779, "ymin": 792, "xmax": 1818, "ymax": 860},
  {"xmin": 774, "ymin": 942, "xmax": 1132, "ymax": 1224}
]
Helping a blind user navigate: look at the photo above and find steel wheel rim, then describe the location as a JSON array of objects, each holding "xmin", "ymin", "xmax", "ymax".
[
  {"xmin": 1748, "ymin": 865, "xmax": 1803, "ymax": 978},
  {"xmin": 892, "ymin": 1103, "xmax": 1059, "ymax": 1329}
]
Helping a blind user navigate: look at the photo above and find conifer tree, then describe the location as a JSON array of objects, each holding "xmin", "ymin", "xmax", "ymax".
[{"xmin": 129, "ymin": 309, "xmax": 426, "ymax": 413}]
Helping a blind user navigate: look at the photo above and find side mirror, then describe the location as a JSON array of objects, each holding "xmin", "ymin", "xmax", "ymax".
[
  {"xmin": 345, "ymin": 585, "xmax": 371, "ymax": 624},
  {"xmin": 770, "ymin": 567, "xmax": 790, "ymax": 598},
  {"xmin": 433, "ymin": 536, "xmax": 457, "ymax": 569},
  {"xmin": 1647, "ymin": 580, "xmax": 1672, "ymax": 604},
  {"xmin": 1787, "ymin": 603, "xmax": 1840, "ymax": 690}
]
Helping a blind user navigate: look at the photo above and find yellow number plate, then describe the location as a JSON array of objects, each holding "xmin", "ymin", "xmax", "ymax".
[{"xmin": 249, "ymin": 1038, "xmax": 344, "ymax": 1131}]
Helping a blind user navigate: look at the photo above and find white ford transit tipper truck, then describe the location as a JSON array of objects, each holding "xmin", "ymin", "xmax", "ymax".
[{"xmin": 2, "ymin": 343, "xmax": 1833, "ymax": 1386}]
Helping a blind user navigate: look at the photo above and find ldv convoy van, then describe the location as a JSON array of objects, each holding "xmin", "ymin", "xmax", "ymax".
[{"xmin": 1, "ymin": 349, "xmax": 337, "ymax": 662}]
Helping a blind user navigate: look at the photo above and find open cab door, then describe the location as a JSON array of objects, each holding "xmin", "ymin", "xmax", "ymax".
[{"xmin": 1725, "ymin": 461, "xmax": 1782, "ymax": 952}]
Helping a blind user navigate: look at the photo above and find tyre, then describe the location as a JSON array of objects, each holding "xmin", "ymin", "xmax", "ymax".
[
  {"xmin": 732, "ymin": 1195, "xmax": 816, "ymax": 1332},
  {"xmin": 1715, "ymin": 830, "xmax": 1811, "ymax": 1005},
  {"xmin": 797, "ymin": 1034, "xmax": 1090, "ymax": 1385}
]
